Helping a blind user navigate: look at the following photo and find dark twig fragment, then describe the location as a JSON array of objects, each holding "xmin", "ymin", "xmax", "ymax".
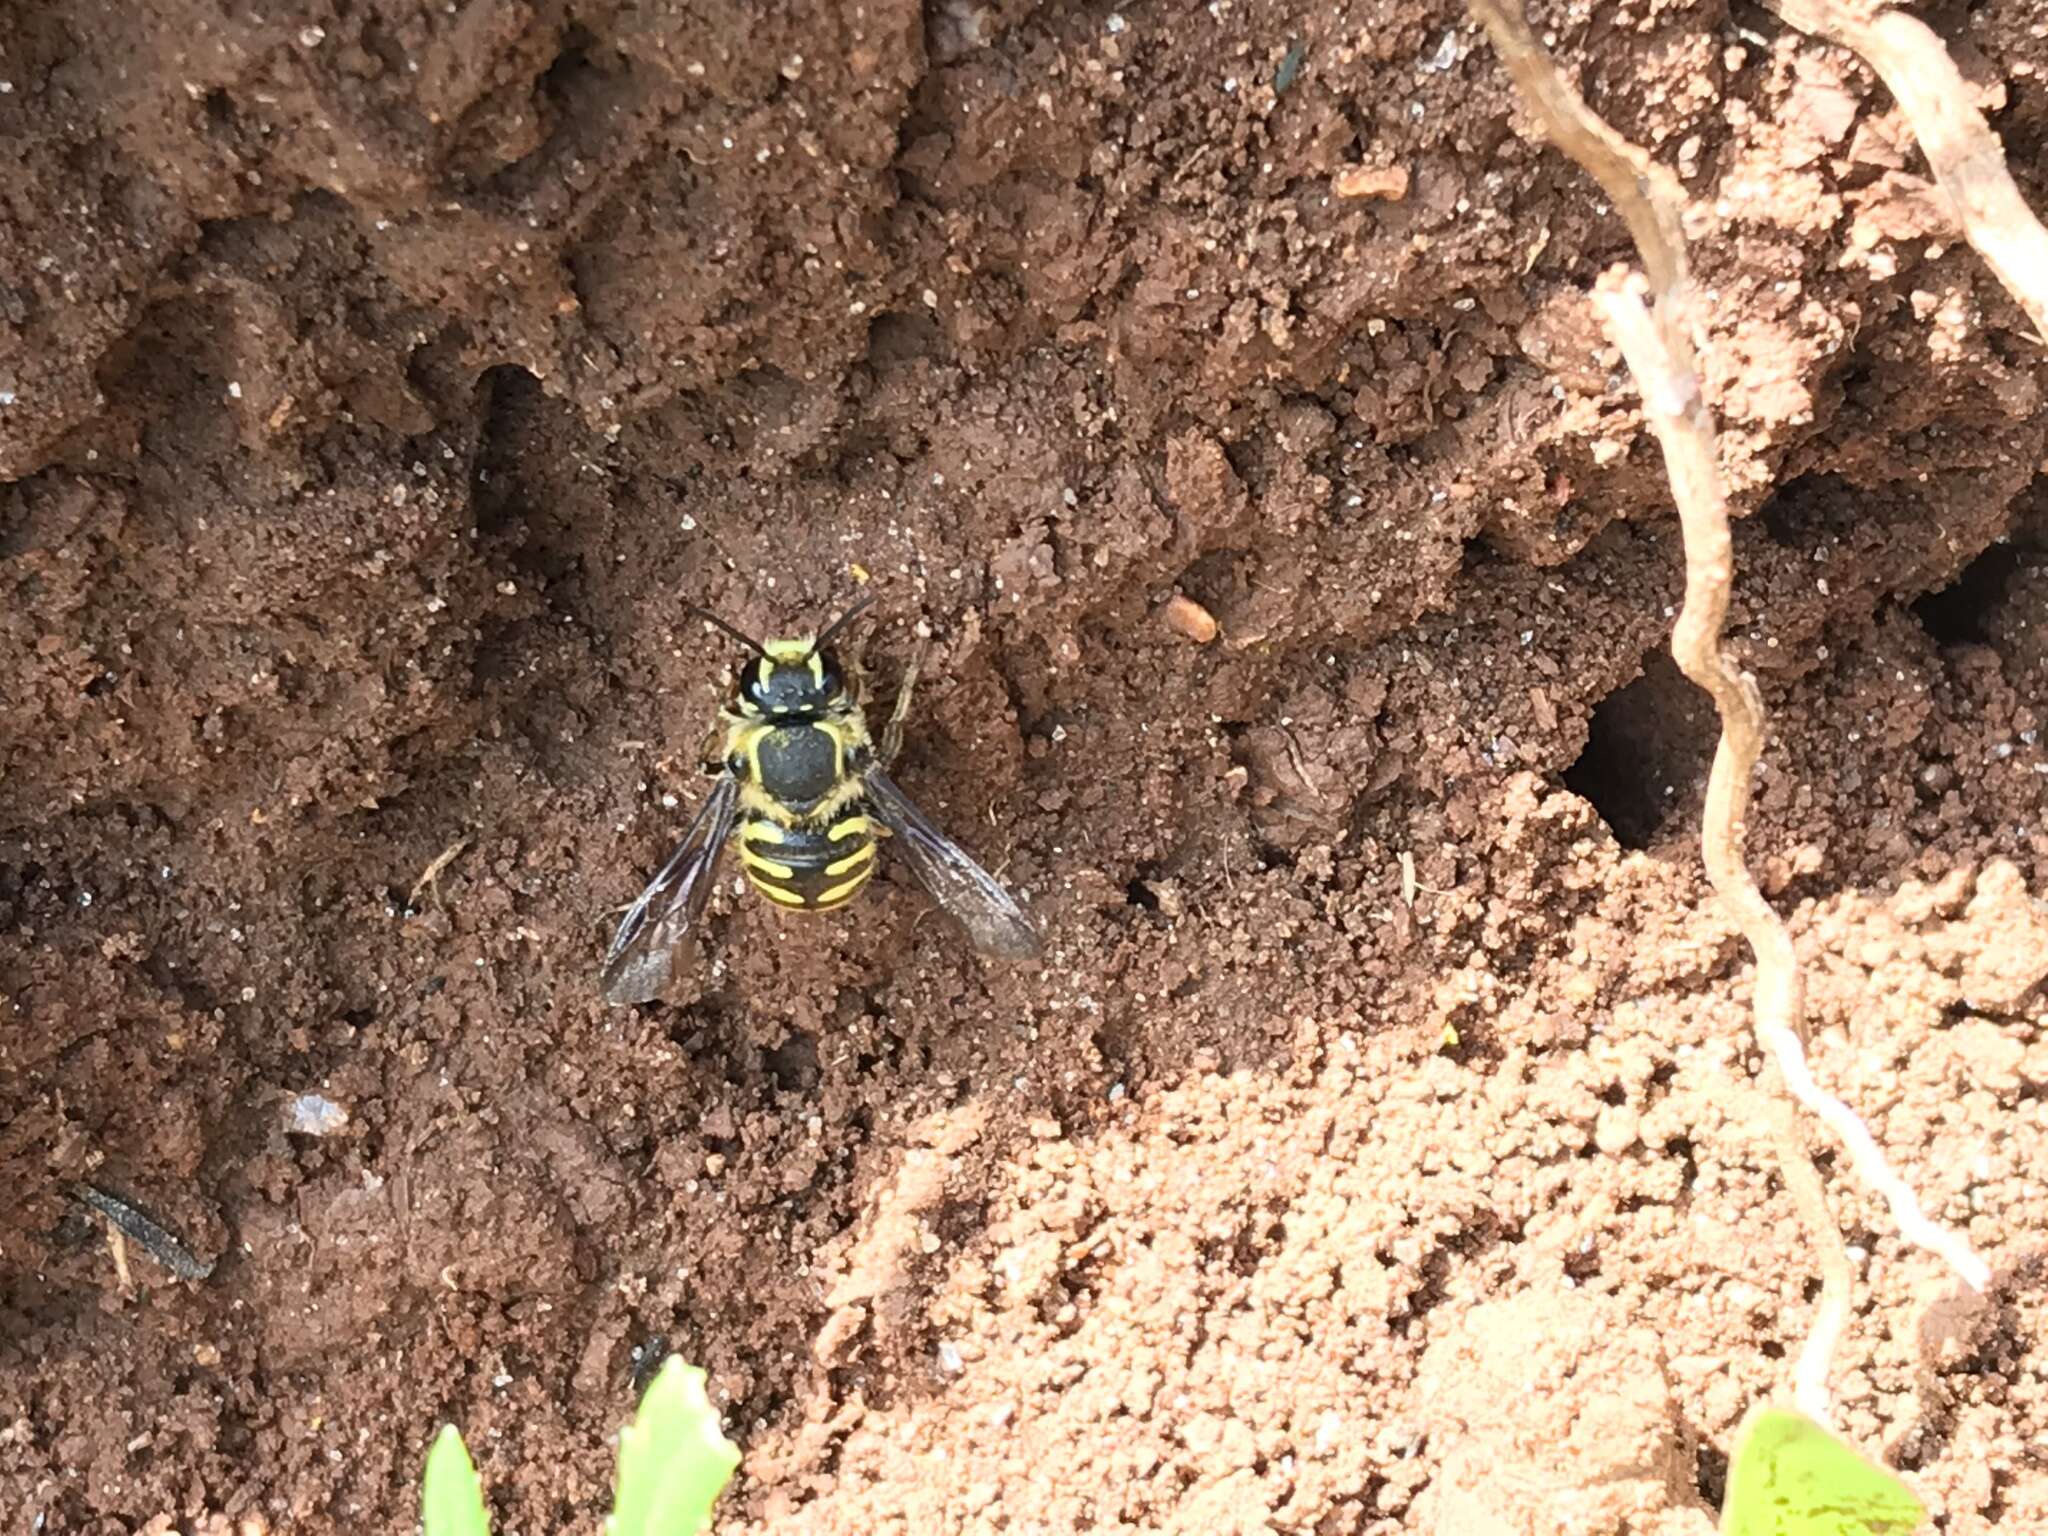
[{"xmin": 72, "ymin": 1182, "xmax": 216, "ymax": 1281}]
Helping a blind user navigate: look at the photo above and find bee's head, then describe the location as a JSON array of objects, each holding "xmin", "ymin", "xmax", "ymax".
[
  {"xmin": 742, "ymin": 638, "xmax": 849, "ymax": 718},
  {"xmin": 695, "ymin": 595, "xmax": 874, "ymax": 720}
]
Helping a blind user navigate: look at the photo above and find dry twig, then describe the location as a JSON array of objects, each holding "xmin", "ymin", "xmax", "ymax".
[
  {"xmin": 106, "ymin": 1223, "xmax": 134, "ymax": 1294},
  {"xmin": 1763, "ymin": 0, "xmax": 2048, "ymax": 343},
  {"xmin": 1465, "ymin": 0, "xmax": 1689, "ymax": 296},
  {"xmin": 408, "ymin": 835, "xmax": 471, "ymax": 912},
  {"xmin": 1468, "ymin": 0, "xmax": 1988, "ymax": 1420}
]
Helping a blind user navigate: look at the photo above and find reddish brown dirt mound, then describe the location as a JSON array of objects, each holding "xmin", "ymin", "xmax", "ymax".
[{"xmin": 4, "ymin": 1, "xmax": 2046, "ymax": 1531}]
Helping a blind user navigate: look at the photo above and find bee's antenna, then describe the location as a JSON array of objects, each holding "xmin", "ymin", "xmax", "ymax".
[
  {"xmin": 688, "ymin": 606, "xmax": 770, "ymax": 658},
  {"xmin": 809, "ymin": 592, "xmax": 878, "ymax": 656}
]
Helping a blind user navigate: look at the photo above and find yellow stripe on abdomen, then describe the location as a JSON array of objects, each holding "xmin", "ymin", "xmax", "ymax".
[
  {"xmin": 737, "ymin": 810, "xmax": 876, "ymax": 913},
  {"xmin": 738, "ymin": 843, "xmax": 796, "ymax": 880},
  {"xmin": 749, "ymin": 875, "xmax": 811, "ymax": 906},
  {"xmin": 824, "ymin": 842, "xmax": 877, "ymax": 878},
  {"xmin": 812, "ymin": 869, "xmax": 874, "ymax": 908}
]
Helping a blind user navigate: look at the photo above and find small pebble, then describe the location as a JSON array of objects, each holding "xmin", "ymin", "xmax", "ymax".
[
  {"xmin": 1163, "ymin": 594, "xmax": 1219, "ymax": 644},
  {"xmin": 288, "ymin": 1094, "xmax": 350, "ymax": 1136},
  {"xmin": 1334, "ymin": 164, "xmax": 1411, "ymax": 202}
]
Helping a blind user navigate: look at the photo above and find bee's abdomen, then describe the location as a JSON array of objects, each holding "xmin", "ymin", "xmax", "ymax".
[{"xmin": 738, "ymin": 812, "xmax": 877, "ymax": 910}]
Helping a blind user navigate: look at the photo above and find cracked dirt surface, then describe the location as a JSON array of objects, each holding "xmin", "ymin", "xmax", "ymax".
[{"xmin": 4, "ymin": 1, "xmax": 2047, "ymax": 1531}]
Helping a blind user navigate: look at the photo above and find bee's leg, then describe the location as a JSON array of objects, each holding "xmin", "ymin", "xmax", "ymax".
[
  {"xmin": 880, "ymin": 638, "xmax": 928, "ymax": 766},
  {"xmin": 845, "ymin": 636, "xmax": 870, "ymax": 700},
  {"xmin": 837, "ymin": 590, "xmax": 880, "ymax": 687},
  {"xmin": 700, "ymin": 712, "xmax": 746, "ymax": 776}
]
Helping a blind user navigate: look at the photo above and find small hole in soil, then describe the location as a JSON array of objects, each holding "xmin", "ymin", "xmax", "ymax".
[
  {"xmin": 1124, "ymin": 877, "xmax": 1159, "ymax": 910},
  {"xmin": 0, "ymin": 864, "xmax": 29, "ymax": 926},
  {"xmin": 1759, "ymin": 470, "xmax": 1854, "ymax": 547},
  {"xmin": 1696, "ymin": 1440, "xmax": 1731, "ymax": 1510},
  {"xmin": 1562, "ymin": 649, "xmax": 1717, "ymax": 850},
  {"xmin": 1893, "ymin": 1424, "xmax": 1940, "ymax": 1475},
  {"xmin": 539, "ymin": 23, "xmax": 600, "ymax": 103},
  {"xmin": 472, "ymin": 364, "xmax": 546, "ymax": 537},
  {"xmin": 865, "ymin": 310, "xmax": 942, "ymax": 367},
  {"xmin": 1913, "ymin": 542, "xmax": 2027, "ymax": 645},
  {"xmin": 1457, "ymin": 534, "xmax": 1499, "ymax": 580},
  {"xmin": 1759, "ymin": 1339, "xmax": 1785, "ymax": 1359},
  {"xmin": 1664, "ymin": 1135, "xmax": 1698, "ymax": 1187},
  {"xmin": 767, "ymin": 1031, "xmax": 819, "ymax": 1091}
]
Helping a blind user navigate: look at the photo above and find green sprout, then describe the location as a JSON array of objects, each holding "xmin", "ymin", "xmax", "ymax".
[
  {"xmin": 1721, "ymin": 1405, "xmax": 1924, "ymax": 1536},
  {"xmin": 606, "ymin": 1358, "xmax": 743, "ymax": 1536},
  {"xmin": 422, "ymin": 1357, "xmax": 741, "ymax": 1536},
  {"xmin": 422, "ymin": 1424, "xmax": 489, "ymax": 1536}
]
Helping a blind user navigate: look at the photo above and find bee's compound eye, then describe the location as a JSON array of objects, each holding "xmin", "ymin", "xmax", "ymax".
[{"xmin": 727, "ymin": 753, "xmax": 745, "ymax": 775}]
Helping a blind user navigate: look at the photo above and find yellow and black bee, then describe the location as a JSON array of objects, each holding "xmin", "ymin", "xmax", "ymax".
[{"xmin": 602, "ymin": 596, "xmax": 1042, "ymax": 1004}]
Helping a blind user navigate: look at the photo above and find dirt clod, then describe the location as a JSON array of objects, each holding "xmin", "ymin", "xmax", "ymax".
[{"xmin": 1414, "ymin": 1289, "xmax": 1711, "ymax": 1536}]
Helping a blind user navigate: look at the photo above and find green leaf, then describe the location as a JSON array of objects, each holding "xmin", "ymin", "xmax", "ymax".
[
  {"xmin": 608, "ymin": 1357, "xmax": 741, "ymax": 1536},
  {"xmin": 422, "ymin": 1424, "xmax": 492, "ymax": 1536},
  {"xmin": 1721, "ymin": 1405, "xmax": 1925, "ymax": 1536}
]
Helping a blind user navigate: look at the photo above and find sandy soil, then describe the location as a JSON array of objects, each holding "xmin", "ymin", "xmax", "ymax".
[{"xmin": 4, "ymin": 0, "xmax": 2046, "ymax": 1531}]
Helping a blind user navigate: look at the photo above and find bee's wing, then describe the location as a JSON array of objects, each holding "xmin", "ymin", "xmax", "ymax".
[
  {"xmin": 601, "ymin": 772, "xmax": 742, "ymax": 1005},
  {"xmin": 863, "ymin": 766, "xmax": 1042, "ymax": 961}
]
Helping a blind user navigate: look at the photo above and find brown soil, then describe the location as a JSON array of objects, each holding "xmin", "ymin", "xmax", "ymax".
[{"xmin": 5, "ymin": 1, "xmax": 2047, "ymax": 1532}]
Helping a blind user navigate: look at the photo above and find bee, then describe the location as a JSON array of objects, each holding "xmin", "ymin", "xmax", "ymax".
[{"xmin": 601, "ymin": 596, "xmax": 1042, "ymax": 1005}]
